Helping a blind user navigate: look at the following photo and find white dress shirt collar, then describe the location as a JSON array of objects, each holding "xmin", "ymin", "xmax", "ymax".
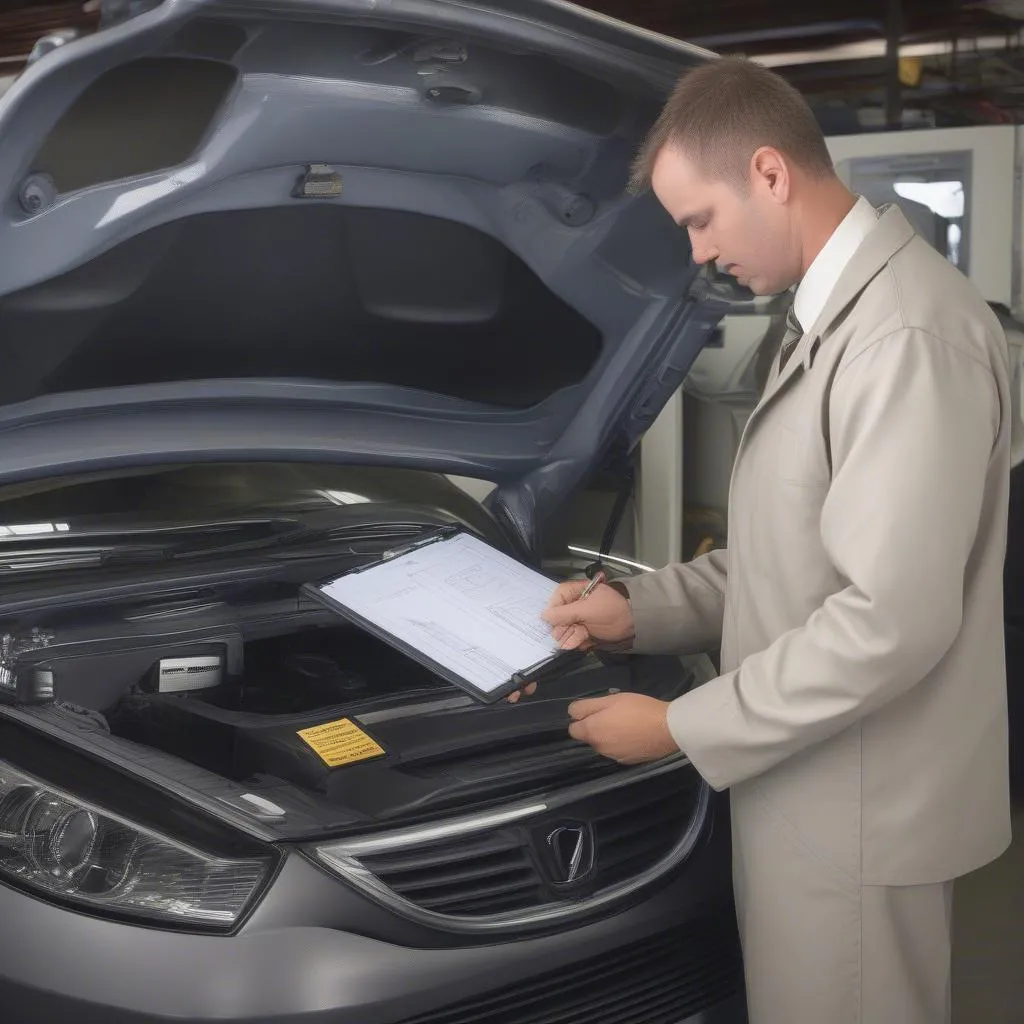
[{"xmin": 792, "ymin": 195, "xmax": 878, "ymax": 333}]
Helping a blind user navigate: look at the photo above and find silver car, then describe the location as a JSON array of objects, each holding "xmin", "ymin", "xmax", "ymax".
[{"xmin": 0, "ymin": 2, "xmax": 749, "ymax": 1021}]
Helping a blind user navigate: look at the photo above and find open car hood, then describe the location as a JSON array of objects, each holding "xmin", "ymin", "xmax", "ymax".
[{"xmin": 0, "ymin": 0, "xmax": 746, "ymax": 551}]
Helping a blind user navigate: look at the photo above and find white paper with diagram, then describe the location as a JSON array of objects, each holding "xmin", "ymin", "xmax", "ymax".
[{"xmin": 315, "ymin": 532, "xmax": 560, "ymax": 696}]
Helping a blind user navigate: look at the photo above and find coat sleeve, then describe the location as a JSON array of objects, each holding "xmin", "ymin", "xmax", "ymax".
[
  {"xmin": 668, "ymin": 327, "xmax": 1003, "ymax": 791},
  {"xmin": 618, "ymin": 547, "xmax": 728, "ymax": 655}
]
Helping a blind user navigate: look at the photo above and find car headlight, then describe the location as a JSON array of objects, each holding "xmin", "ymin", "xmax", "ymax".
[{"xmin": 0, "ymin": 759, "xmax": 273, "ymax": 928}]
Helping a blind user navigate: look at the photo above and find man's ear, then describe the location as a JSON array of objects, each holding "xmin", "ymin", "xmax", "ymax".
[{"xmin": 750, "ymin": 146, "xmax": 791, "ymax": 204}]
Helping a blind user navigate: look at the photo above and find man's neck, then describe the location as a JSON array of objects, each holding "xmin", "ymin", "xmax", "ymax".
[{"xmin": 796, "ymin": 180, "xmax": 858, "ymax": 280}]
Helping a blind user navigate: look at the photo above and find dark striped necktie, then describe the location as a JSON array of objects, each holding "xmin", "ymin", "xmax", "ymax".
[{"xmin": 778, "ymin": 305, "xmax": 803, "ymax": 372}]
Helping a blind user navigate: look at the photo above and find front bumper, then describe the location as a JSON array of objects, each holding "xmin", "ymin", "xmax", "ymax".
[{"xmin": 0, "ymin": 819, "xmax": 745, "ymax": 1023}]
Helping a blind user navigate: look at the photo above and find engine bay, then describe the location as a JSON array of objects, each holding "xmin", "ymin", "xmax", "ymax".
[
  {"xmin": 0, "ymin": 580, "xmax": 698, "ymax": 831},
  {"xmin": 106, "ymin": 623, "xmax": 449, "ymax": 796}
]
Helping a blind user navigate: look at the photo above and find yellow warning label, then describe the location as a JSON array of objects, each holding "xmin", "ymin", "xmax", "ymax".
[{"xmin": 297, "ymin": 718, "xmax": 386, "ymax": 768}]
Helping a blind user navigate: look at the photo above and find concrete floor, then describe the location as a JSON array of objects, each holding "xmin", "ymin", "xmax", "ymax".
[{"xmin": 953, "ymin": 800, "xmax": 1024, "ymax": 1023}]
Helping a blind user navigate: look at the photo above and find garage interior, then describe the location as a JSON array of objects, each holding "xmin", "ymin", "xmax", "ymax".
[{"xmin": 2, "ymin": 0, "xmax": 1024, "ymax": 1021}]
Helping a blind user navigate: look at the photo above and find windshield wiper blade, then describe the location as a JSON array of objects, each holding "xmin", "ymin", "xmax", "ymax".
[
  {"xmin": 176, "ymin": 519, "xmax": 442, "ymax": 561},
  {"xmin": 265, "ymin": 531, "xmax": 433, "ymax": 561},
  {"xmin": 0, "ymin": 543, "xmax": 170, "ymax": 575},
  {"xmin": 0, "ymin": 516, "xmax": 453, "ymax": 574}
]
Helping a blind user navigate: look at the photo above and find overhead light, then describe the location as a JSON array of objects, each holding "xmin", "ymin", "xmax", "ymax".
[
  {"xmin": 755, "ymin": 32, "xmax": 1023, "ymax": 69},
  {"xmin": 0, "ymin": 523, "xmax": 71, "ymax": 538}
]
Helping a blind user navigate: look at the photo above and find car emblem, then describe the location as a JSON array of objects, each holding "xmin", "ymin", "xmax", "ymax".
[{"xmin": 545, "ymin": 823, "xmax": 595, "ymax": 885}]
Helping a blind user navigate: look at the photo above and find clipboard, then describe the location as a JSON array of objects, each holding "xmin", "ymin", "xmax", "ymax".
[{"xmin": 301, "ymin": 526, "xmax": 584, "ymax": 705}]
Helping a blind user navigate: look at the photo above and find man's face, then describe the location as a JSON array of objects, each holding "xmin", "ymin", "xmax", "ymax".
[{"xmin": 650, "ymin": 145, "xmax": 796, "ymax": 295}]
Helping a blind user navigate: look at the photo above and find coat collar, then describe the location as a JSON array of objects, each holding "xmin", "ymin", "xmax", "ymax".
[{"xmin": 757, "ymin": 204, "xmax": 917, "ymax": 410}]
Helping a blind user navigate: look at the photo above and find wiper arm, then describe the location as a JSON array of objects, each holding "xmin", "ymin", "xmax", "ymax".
[
  {"xmin": 0, "ymin": 543, "xmax": 170, "ymax": 575},
  {"xmin": 0, "ymin": 515, "xmax": 456, "ymax": 574},
  {"xmin": 0, "ymin": 518, "xmax": 304, "ymax": 576},
  {"xmin": 179, "ymin": 520, "xmax": 441, "ymax": 561}
]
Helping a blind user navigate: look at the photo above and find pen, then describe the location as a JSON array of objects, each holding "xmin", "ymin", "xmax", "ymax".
[{"xmin": 579, "ymin": 571, "xmax": 605, "ymax": 600}]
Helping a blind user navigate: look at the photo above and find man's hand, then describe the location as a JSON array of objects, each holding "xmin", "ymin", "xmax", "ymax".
[
  {"xmin": 506, "ymin": 576, "xmax": 636, "ymax": 703},
  {"xmin": 567, "ymin": 693, "xmax": 679, "ymax": 764},
  {"xmin": 543, "ymin": 578, "xmax": 636, "ymax": 652}
]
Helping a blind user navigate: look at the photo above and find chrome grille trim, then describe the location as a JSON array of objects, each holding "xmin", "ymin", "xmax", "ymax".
[{"xmin": 312, "ymin": 756, "xmax": 709, "ymax": 933}]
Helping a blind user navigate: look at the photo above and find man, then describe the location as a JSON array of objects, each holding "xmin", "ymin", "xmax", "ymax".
[{"xmin": 513, "ymin": 58, "xmax": 1012, "ymax": 1023}]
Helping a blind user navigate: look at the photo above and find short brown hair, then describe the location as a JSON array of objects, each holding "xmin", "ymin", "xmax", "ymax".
[{"xmin": 629, "ymin": 57, "xmax": 834, "ymax": 194}]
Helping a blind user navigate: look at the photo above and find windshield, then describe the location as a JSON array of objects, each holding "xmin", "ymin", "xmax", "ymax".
[{"xmin": 0, "ymin": 462, "xmax": 495, "ymax": 570}]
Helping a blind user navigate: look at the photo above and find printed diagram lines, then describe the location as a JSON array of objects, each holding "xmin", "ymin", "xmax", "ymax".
[
  {"xmin": 443, "ymin": 562, "xmax": 510, "ymax": 596},
  {"xmin": 318, "ymin": 532, "xmax": 559, "ymax": 694},
  {"xmin": 406, "ymin": 618, "xmax": 513, "ymax": 678},
  {"xmin": 488, "ymin": 597, "xmax": 553, "ymax": 645}
]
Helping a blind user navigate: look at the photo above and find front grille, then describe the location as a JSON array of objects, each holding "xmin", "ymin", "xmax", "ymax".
[
  {"xmin": 591, "ymin": 773, "xmax": 695, "ymax": 889},
  {"xmin": 398, "ymin": 916, "xmax": 744, "ymax": 1024},
  {"xmin": 357, "ymin": 766, "xmax": 704, "ymax": 920},
  {"xmin": 362, "ymin": 827, "xmax": 544, "ymax": 917}
]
